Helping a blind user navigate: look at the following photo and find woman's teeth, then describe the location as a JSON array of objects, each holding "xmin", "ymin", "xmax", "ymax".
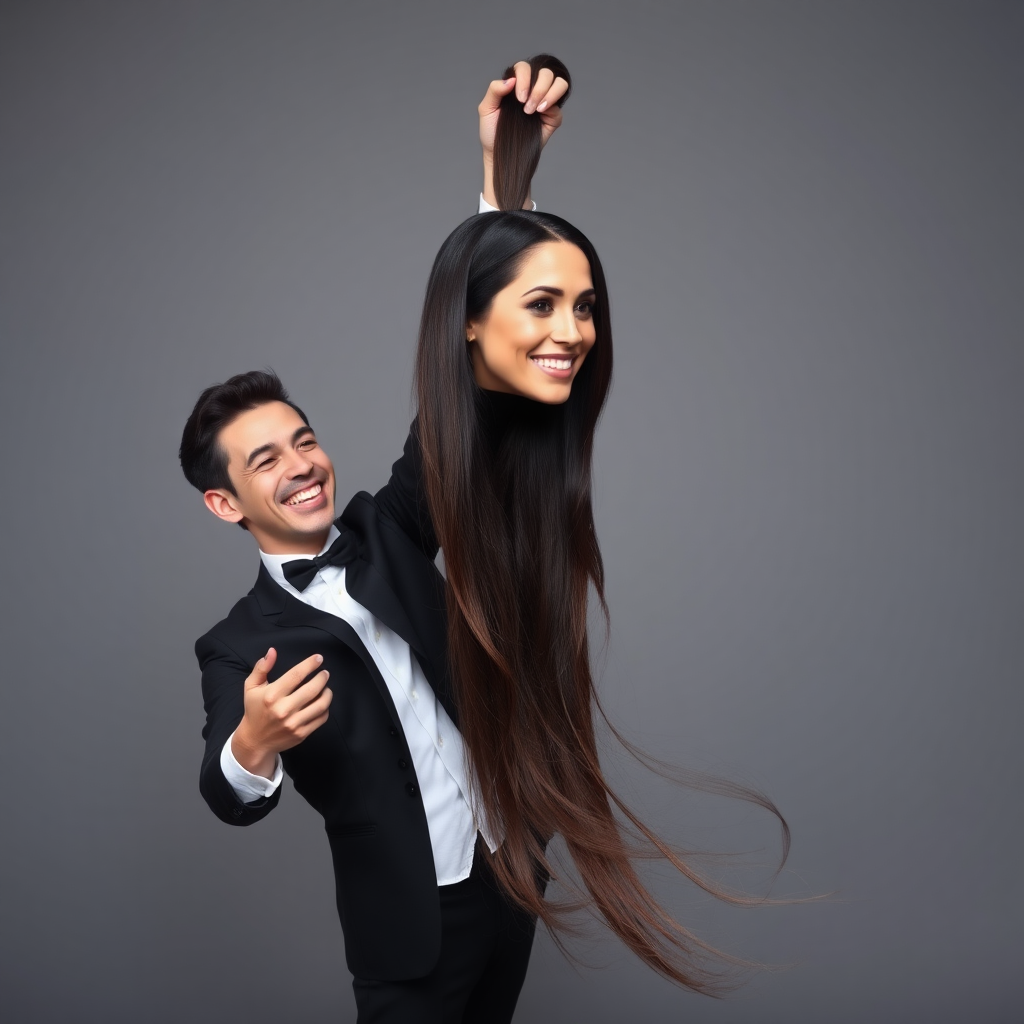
[
  {"xmin": 285, "ymin": 483, "xmax": 322, "ymax": 505},
  {"xmin": 531, "ymin": 356, "xmax": 573, "ymax": 370}
]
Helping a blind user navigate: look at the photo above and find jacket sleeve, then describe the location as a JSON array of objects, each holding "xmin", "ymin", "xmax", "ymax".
[
  {"xmin": 196, "ymin": 631, "xmax": 282, "ymax": 826},
  {"xmin": 372, "ymin": 420, "xmax": 440, "ymax": 561}
]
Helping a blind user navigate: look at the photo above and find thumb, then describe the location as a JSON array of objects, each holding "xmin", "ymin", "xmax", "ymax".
[
  {"xmin": 479, "ymin": 76, "xmax": 515, "ymax": 114},
  {"xmin": 245, "ymin": 647, "xmax": 276, "ymax": 688}
]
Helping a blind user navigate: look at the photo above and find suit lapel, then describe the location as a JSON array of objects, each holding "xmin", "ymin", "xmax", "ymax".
[
  {"xmin": 345, "ymin": 556, "xmax": 427, "ymax": 666},
  {"xmin": 338, "ymin": 497, "xmax": 459, "ymax": 726},
  {"xmin": 345, "ymin": 555, "xmax": 460, "ymax": 727}
]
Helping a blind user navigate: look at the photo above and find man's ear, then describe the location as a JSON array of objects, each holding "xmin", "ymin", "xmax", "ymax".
[{"xmin": 204, "ymin": 488, "xmax": 245, "ymax": 526}]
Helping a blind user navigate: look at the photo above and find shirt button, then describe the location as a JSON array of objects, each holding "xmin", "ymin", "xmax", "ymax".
[
  {"xmin": 411, "ymin": 690, "xmax": 418, "ymax": 701},
  {"xmin": 437, "ymin": 736, "xmax": 444, "ymax": 747},
  {"xmin": 375, "ymin": 630, "xmax": 381, "ymax": 642},
  {"xmin": 398, "ymin": 759, "xmax": 408, "ymax": 770},
  {"xmin": 406, "ymin": 782, "xmax": 417, "ymax": 797}
]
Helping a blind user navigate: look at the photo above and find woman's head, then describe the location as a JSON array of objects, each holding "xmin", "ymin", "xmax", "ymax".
[
  {"xmin": 468, "ymin": 238, "xmax": 595, "ymax": 404},
  {"xmin": 416, "ymin": 210, "xmax": 613, "ymax": 420}
]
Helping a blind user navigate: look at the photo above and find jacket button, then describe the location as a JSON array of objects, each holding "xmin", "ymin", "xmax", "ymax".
[
  {"xmin": 406, "ymin": 782, "xmax": 417, "ymax": 797},
  {"xmin": 389, "ymin": 727, "xmax": 399, "ymax": 737},
  {"xmin": 398, "ymin": 759, "xmax": 408, "ymax": 770},
  {"xmin": 231, "ymin": 807, "xmax": 243, "ymax": 818}
]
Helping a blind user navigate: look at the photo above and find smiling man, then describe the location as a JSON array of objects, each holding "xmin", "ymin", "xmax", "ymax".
[
  {"xmin": 180, "ymin": 368, "xmax": 521, "ymax": 1021},
  {"xmin": 180, "ymin": 61, "xmax": 571, "ymax": 1024}
]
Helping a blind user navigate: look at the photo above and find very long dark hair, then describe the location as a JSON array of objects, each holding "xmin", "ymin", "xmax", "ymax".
[{"xmin": 414, "ymin": 57, "xmax": 788, "ymax": 995}]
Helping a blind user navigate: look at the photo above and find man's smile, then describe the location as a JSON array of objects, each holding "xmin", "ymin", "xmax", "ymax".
[{"xmin": 284, "ymin": 482, "xmax": 323, "ymax": 506}]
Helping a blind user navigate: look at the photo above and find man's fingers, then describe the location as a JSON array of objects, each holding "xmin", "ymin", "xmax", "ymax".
[
  {"xmin": 478, "ymin": 76, "xmax": 515, "ymax": 115},
  {"xmin": 273, "ymin": 669, "xmax": 330, "ymax": 720},
  {"xmin": 524, "ymin": 67, "xmax": 555, "ymax": 114},
  {"xmin": 294, "ymin": 708, "xmax": 332, "ymax": 742},
  {"xmin": 268, "ymin": 652, "xmax": 325, "ymax": 695},
  {"xmin": 244, "ymin": 647, "xmax": 277, "ymax": 690},
  {"xmin": 288, "ymin": 686, "xmax": 333, "ymax": 733},
  {"xmin": 536, "ymin": 76, "xmax": 569, "ymax": 113}
]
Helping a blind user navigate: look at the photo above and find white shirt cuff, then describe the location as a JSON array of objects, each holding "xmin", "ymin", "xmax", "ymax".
[
  {"xmin": 221, "ymin": 731, "xmax": 283, "ymax": 803},
  {"xmin": 478, "ymin": 193, "xmax": 537, "ymax": 213}
]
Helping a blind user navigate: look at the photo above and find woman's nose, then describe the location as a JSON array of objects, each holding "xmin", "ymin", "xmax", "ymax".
[{"xmin": 552, "ymin": 307, "xmax": 583, "ymax": 344}]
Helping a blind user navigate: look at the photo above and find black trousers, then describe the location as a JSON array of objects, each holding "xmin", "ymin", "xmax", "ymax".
[{"xmin": 352, "ymin": 849, "xmax": 538, "ymax": 1024}]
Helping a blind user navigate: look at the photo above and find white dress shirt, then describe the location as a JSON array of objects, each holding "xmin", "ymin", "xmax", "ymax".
[
  {"xmin": 478, "ymin": 194, "xmax": 537, "ymax": 213},
  {"xmin": 222, "ymin": 527, "xmax": 498, "ymax": 885}
]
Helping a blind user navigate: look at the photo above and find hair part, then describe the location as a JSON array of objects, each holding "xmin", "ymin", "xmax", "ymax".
[{"xmin": 178, "ymin": 369, "xmax": 309, "ymax": 496}]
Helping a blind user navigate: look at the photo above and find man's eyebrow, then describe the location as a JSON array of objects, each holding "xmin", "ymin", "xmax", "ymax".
[
  {"xmin": 244, "ymin": 442, "xmax": 277, "ymax": 469},
  {"xmin": 244, "ymin": 426, "xmax": 315, "ymax": 470}
]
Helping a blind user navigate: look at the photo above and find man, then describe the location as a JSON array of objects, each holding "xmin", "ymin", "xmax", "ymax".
[{"xmin": 181, "ymin": 64, "xmax": 569, "ymax": 1023}]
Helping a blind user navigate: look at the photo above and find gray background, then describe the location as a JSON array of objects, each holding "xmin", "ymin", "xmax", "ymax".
[{"xmin": 2, "ymin": 2, "xmax": 1021, "ymax": 1021}]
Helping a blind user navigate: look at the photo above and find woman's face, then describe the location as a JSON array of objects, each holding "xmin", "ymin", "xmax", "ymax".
[{"xmin": 467, "ymin": 241, "xmax": 597, "ymax": 404}]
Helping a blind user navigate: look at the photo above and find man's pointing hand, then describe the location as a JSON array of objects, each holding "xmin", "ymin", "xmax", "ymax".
[{"xmin": 231, "ymin": 648, "xmax": 333, "ymax": 780}]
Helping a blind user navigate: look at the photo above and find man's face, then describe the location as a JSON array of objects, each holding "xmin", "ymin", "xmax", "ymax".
[{"xmin": 203, "ymin": 401, "xmax": 336, "ymax": 554}]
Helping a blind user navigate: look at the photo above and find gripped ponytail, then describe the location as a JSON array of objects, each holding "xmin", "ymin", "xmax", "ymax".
[{"xmin": 492, "ymin": 54, "xmax": 571, "ymax": 211}]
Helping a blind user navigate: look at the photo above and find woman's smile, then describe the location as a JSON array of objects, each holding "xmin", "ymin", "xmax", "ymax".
[{"xmin": 529, "ymin": 353, "xmax": 577, "ymax": 378}]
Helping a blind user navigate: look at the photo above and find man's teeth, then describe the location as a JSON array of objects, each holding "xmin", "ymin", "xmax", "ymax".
[
  {"xmin": 532, "ymin": 357, "xmax": 573, "ymax": 370},
  {"xmin": 285, "ymin": 483, "xmax": 322, "ymax": 505}
]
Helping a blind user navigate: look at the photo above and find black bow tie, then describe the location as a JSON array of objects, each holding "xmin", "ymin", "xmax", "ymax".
[{"xmin": 282, "ymin": 528, "xmax": 358, "ymax": 592}]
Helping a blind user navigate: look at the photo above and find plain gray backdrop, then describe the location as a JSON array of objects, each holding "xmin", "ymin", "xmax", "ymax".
[{"xmin": 2, "ymin": 2, "xmax": 1021, "ymax": 1021}]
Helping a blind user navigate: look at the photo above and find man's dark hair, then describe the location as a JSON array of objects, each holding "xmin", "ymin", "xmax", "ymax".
[{"xmin": 179, "ymin": 369, "xmax": 310, "ymax": 495}]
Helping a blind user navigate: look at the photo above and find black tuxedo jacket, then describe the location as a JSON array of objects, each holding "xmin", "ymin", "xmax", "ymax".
[{"xmin": 196, "ymin": 432, "xmax": 451, "ymax": 981}]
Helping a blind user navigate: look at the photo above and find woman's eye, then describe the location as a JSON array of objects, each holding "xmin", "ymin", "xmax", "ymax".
[
  {"xmin": 575, "ymin": 302, "xmax": 594, "ymax": 318},
  {"xmin": 527, "ymin": 299, "xmax": 553, "ymax": 313}
]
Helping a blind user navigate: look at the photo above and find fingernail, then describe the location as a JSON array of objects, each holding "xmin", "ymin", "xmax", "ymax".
[
  {"xmin": 315, "ymin": 654, "xmax": 323, "ymax": 664},
  {"xmin": 323, "ymin": 671, "xmax": 330, "ymax": 679},
  {"xmin": 537, "ymin": 100, "xmax": 548, "ymax": 112}
]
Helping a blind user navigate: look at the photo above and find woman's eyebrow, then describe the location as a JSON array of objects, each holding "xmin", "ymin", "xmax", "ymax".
[
  {"xmin": 520, "ymin": 286, "xmax": 597, "ymax": 299},
  {"xmin": 521, "ymin": 285, "xmax": 563, "ymax": 297}
]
